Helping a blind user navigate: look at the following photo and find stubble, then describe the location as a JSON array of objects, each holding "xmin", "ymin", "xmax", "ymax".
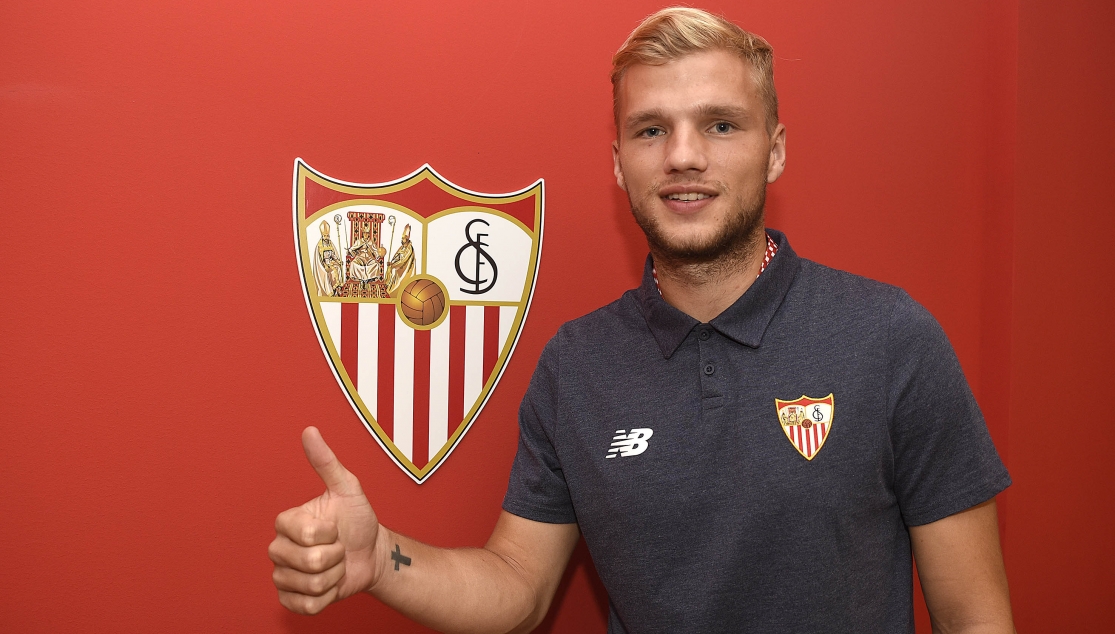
[{"xmin": 629, "ymin": 179, "xmax": 767, "ymax": 279}]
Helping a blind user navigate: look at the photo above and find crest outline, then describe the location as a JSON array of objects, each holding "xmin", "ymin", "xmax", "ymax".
[
  {"xmin": 292, "ymin": 158, "xmax": 545, "ymax": 482},
  {"xmin": 774, "ymin": 393, "xmax": 835, "ymax": 461}
]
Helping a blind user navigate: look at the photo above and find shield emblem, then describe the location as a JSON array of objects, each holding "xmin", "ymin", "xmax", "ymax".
[
  {"xmin": 774, "ymin": 394, "xmax": 834, "ymax": 461},
  {"xmin": 293, "ymin": 159, "xmax": 544, "ymax": 482}
]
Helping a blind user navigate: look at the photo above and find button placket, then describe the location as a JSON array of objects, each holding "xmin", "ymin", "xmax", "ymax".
[{"xmin": 696, "ymin": 326, "xmax": 722, "ymax": 408}]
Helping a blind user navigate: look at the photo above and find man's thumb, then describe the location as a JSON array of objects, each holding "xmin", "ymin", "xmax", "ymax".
[{"xmin": 302, "ymin": 426, "xmax": 362, "ymax": 496}]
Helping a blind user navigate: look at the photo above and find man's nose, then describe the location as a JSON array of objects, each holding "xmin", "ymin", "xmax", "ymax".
[{"xmin": 663, "ymin": 126, "xmax": 708, "ymax": 174}]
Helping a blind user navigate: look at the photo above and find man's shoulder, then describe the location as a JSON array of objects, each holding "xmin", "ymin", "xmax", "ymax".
[
  {"xmin": 792, "ymin": 257, "xmax": 941, "ymax": 339},
  {"xmin": 526, "ymin": 289, "xmax": 649, "ymax": 386},
  {"xmin": 795, "ymin": 258, "xmax": 905, "ymax": 305},
  {"xmin": 553, "ymin": 289, "xmax": 644, "ymax": 343}
]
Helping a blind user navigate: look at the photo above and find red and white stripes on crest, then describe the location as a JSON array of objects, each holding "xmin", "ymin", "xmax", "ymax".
[
  {"xmin": 789, "ymin": 422, "xmax": 829, "ymax": 459},
  {"xmin": 320, "ymin": 303, "xmax": 516, "ymax": 469}
]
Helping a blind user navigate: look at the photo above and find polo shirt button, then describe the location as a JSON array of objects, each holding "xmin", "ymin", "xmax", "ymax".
[
  {"xmin": 703, "ymin": 363, "xmax": 715, "ymax": 375},
  {"xmin": 698, "ymin": 330, "xmax": 710, "ymax": 341}
]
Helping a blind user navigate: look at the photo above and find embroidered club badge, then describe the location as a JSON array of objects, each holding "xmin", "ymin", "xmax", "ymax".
[
  {"xmin": 293, "ymin": 159, "xmax": 544, "ymax": 483},
  {"xmin": 775, "ymin": 394, "xmax": 835, "ymax": 460}
]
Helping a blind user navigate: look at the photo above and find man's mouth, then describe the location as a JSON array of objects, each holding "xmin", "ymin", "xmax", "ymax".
[{"xmin": 664, "ymin": 192, "xmax": 713, "ymax": 201}]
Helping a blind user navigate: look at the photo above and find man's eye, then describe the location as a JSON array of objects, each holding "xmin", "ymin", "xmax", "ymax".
[
  {"xmin": 640, "ymin": 127, "xmax": 664, "ymax": 138},
  {"xmin": 712, "ymin": 122, "xmax": 733, "ymax": 133}
]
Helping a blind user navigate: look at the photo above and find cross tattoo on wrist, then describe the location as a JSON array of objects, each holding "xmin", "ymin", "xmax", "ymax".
[{"xmin": 391, "ymin": 544, "xmax": 412, "ymax": 571}]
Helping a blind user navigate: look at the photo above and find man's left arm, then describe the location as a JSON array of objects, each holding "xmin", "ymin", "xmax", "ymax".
[{"xmin": 909, "ymin": 499, "xmax": 1015, "ymax": 634}]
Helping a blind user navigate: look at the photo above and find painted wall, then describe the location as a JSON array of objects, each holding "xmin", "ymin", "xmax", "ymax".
[
  {"xmin": 0, "ymin": 0, "xmax": 1110, "ymax": 631},
  {"xmin": 1007, "ymin": 0, "xmax": 1115, "ymax": 629}
]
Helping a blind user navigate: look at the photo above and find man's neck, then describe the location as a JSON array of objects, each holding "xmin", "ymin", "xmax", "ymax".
[{"xmin": 653, "ymin": 228, "xmax": 767, "ymax": 323}]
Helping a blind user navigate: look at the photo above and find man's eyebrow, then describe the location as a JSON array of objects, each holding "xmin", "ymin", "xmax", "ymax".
[
  {"xmin": 623, "ymin": 105, "xmax": 755, "ymax": 130},
  {"xmin": 623, "ymin": 109, "xmax": 667, "ymax": 131},
  {"xmin": 695, "ymin": 104, "xmax": 752, "ymax": 120}
]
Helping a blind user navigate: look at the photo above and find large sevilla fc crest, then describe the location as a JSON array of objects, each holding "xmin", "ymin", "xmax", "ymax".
[
  {"xmin": 293, "ymin": 159, "xmax": 544, "ymax": 482},
  {"xmin": 775, "ymin": 394, "xmax": 835, "ymax": 461}
]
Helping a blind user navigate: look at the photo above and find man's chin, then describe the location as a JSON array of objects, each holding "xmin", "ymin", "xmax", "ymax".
[
  {"xmin": 631, "ymin": 190, "xmax": 766, "ymax": 266},
  {"xmin": 645, "ymin": 231, "xmax": 740, "ymax": 264},
  {"xmin": 653, "ymin": 246, "xmax": 731, "ymax": 265},
  {"xmin": 638, "ymin": 217, "xmax": 767, "ymax": 267}
]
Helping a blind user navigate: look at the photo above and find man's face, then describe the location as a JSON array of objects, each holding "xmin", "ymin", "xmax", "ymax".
[{"xmin": 612, "ymin": 49, "xmax": 786, "ymax": 264}]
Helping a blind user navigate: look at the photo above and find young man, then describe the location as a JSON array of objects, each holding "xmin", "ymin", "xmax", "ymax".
[{"xmin": 270, "ymin": 8, "xmax": 1014, "ymax": 632}]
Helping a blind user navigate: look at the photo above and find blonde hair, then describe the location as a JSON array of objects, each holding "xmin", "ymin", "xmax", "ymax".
[{"xmin": 611, "ymin": 7, "xmax": 778, "ymax": 132}]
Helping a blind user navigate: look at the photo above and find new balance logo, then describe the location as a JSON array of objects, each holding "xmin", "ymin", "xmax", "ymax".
[{"xmin": 606, "ymin": 428, "xmax": 653, "ymax": 458}]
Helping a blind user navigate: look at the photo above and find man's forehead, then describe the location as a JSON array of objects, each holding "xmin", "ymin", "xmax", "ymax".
[{"xmin": 616, "ymin": 52, "xmax": 762, "ymax": 122}]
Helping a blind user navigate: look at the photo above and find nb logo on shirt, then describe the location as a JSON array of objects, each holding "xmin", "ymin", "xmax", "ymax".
[{"xmin": 606, "ymin": 428, "xmax": 653, "ymax": 458}]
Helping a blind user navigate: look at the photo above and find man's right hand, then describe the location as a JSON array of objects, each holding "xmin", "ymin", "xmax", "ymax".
[
  {"xmin": 269, "ymin": 427, "xmax": 580, "ymax": 630},
  {"xmin": 268, "ymin": 426, "xmax": 384, "ymax": 614}
]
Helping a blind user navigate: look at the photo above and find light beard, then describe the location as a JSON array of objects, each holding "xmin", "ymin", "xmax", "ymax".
[{"xmin": 630, "ymin": 182, "xmax": 767, "ymax": 273}]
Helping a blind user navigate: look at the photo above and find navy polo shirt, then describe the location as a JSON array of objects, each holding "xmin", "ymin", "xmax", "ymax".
[{"xmin": 503, "ymin": 230, "xmax": 1010, "ymax": 633}]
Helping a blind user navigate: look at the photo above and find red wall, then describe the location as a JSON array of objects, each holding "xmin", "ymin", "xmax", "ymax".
[
  {"xmin": 1007, "ymin": 0, "xmax": 1115, "ymax": 629},
  {"xmin": 0, "ymin": 1, "xmax": 1110, "ymax": 631}
]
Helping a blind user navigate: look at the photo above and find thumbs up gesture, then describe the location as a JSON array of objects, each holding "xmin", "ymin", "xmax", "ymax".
[{"xmin": 269, "ymin": 427, "xmax": 384, "ymax": 614}]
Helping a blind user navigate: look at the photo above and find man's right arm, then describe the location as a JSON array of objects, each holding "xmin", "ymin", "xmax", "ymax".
[
  {"xmin": 369, "ymin": 512, "xmax": 580, "ymax": 633},
  {"xmin": 268, "ymin": 426, "xmax": 580, "ymax": 633}
]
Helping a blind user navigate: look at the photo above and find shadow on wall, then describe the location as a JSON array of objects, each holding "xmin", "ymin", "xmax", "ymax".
[
  {"xmin": 534, "ymin": 538, "xmax": 611, "ymax": 632},
  {"xmin": 610, "ymin": 177, "xmax": 651, "ymax": 280},
  {"xmin": 764, "ymin": 186, "xmax": 787, "ymax": 238}
]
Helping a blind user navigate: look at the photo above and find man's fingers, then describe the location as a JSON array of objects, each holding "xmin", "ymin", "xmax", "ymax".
[
  {"xmin": 275, "ymin": 507, "xmax": 339, "ymax": 546},
  {"xmin": 268, "ymin": 534, "xmax": 346, "ymax": 573},
  {"xmin": 277, "ymin": 587, "xmax": 340, "ymax": 615},
  {"xmin": 272, "ymin": 559, "xmax": 347, "ymax": 596},
  {"xmin": 302, "ymin": 426, "xmax": 363, "ymax": 496}
]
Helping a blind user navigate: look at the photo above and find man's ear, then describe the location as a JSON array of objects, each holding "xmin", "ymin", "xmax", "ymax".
[
  {"xmin": 612, "ymin": 140, "xmax": 627, "ymax": 191},
  {"xmin": 766, "ymin": 123, "xmax": 787, "ymax": 184}
]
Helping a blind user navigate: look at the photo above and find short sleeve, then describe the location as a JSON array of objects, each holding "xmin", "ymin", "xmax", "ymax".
[
  {"xmin": 502, "ymin": 336, "xmax": 578, "ymax": 524},
  {"xmin": 887, "ymin": 292, "xmax": 1011, "ymax": 526}
]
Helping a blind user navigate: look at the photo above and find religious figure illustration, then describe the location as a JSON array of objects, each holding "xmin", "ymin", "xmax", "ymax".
[
  {"xmin": 333, "ymin": 211, "xmax": 390, "ymax": 299},
  {"xmin": 348, "ymin": 235, "xmax": 385, "ymax": 283},
  {"xmin": 386, "ymin": 224, "xmax": 417, "ymax": 294},
  {"xmin": 312, "ymin": 220, "xmax": 344, "ymax": 297}
]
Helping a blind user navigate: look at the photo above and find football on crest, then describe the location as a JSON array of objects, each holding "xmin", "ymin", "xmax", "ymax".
[{"xmin": 399, "ymin": 278, "xmax": 446, "ymax": 327}]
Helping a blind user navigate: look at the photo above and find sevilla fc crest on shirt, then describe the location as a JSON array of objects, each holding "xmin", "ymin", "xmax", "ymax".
[
  {"xmin": 775, "ymin": 394, "xmax": 834, "ymax": 461},
  {"xmin": 293, "ymin": 159, "xmax": 544, "ymax": 483}
]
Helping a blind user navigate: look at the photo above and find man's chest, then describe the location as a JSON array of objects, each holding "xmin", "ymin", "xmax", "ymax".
[{"xmin": 552, "ymin": 333, "xmax": 898, "ymax": 531}]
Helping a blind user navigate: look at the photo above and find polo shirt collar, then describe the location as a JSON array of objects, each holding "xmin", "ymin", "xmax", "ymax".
[{"xmin": 636, "ymin": 229, "xmax": 801, "ymax": 359}]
